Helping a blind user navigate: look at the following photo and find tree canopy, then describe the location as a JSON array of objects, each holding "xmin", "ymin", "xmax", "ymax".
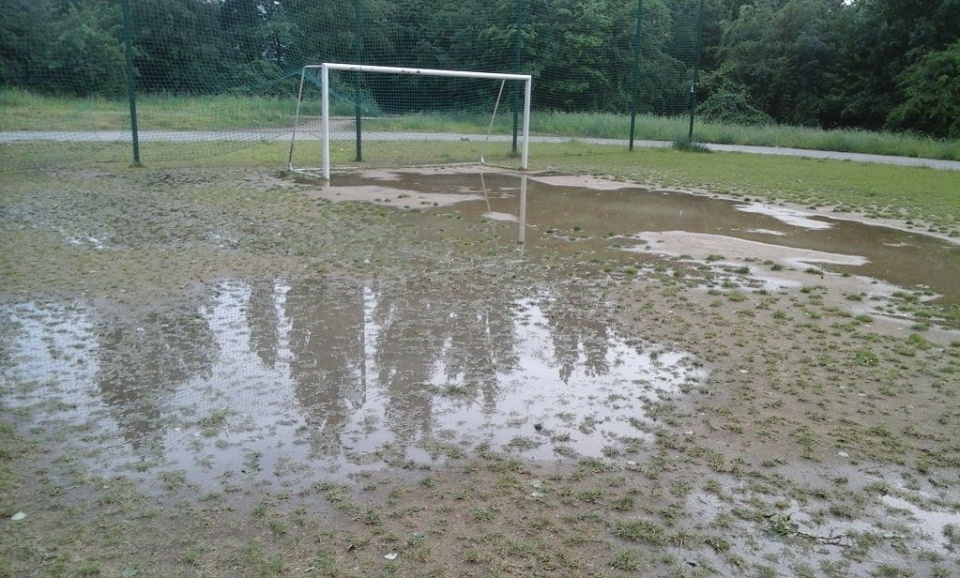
[{"xmin": 0, "ymin": 0, "xmax": 957, "ymax": 138}]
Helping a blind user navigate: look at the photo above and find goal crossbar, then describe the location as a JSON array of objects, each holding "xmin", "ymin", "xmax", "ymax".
[{"xmin": 293, "ymin": 63, "xmax": 532, "ymax": 181}]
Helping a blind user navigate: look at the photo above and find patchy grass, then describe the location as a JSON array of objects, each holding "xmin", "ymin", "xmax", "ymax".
[{"xmin": 1, "ymin": 162, "xmax": 959, "ymax": 578}]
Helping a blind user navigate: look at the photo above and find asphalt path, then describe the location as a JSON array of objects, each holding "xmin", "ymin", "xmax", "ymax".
[{"xmin": 3, "ymin": 129, "xmax": 959, "ymax": 171}]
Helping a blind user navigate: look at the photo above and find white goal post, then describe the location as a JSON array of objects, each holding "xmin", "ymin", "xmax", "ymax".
[{"xmin": 288, "ymin": 63, "xmax": 532, "ymax": 181}]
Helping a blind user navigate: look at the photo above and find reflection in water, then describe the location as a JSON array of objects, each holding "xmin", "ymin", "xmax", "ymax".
[
  {"xmin": 1, "ymin": 302, "xmax": 104, "ymax": 427},
  {"xmin": 0, "ymin": 277, "xmax": 704, "ymax": 488},
  {"xmin": 286, "ymin": 281, "xmax": 366, "ymax": 449},
  {"xmin": 97, "ymin": 307, "xmax": 217, "ymax": 452},
  {"xmin": 370, "ymin": 279, "xmax": 520, "ymax": 442},
  {"xmin": 879, "ymin": 494, "xmax": 960, "ymax": 555},
  {"xmin": 8, "ymin": 170, "xmax": 957, "ymax": 492},
  {"xmin": 427, "ymin": 292, "xmax": 702, "ymax": 457},
  {"xmin": 340, "ymin": 171, "xmax": 960, "ymax": 305},
  {"xmin": 543, "ymin": 302, "xmax": 611, "ymax": 384},
  {"xmin": 247, "ymin": 279, "xmax": 283, "ymax": 369}
]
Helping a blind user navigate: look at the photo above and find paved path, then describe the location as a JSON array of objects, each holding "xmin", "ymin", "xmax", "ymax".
[{"xmin": 3, "ymin": 130, "xmax": 959, "ymax": 171}]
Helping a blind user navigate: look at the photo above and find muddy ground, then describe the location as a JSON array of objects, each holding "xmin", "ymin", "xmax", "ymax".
[{"xmin": 1, "ymin": 166, "xmax": 959, "ymax": 578}]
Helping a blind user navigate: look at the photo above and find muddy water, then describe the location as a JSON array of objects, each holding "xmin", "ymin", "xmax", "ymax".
[
  {"xmin": 337, "ymin": 171, "xmax": 960, "ymax": 304},
  {"xmin": 3, "ymin": 168, "xmax": 957, "ymax": 493},
  {"xmin": 1, "ymin": 278, "xmax": 704, "ymax": 489}
]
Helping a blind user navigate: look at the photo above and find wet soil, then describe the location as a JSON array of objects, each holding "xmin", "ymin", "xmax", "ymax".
[{"xmin": 1, "ymin": 166, "xmax": 959, "ymax": 578}]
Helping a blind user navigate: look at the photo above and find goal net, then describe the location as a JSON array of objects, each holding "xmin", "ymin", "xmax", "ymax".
[{"xmin": 287, "ymin": 64, "xmax": 532, "ymax": 181}]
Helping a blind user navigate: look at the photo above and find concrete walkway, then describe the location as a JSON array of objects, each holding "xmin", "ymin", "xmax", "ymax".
[{"xmin": 3, "ymin": 130, "xmax": 959, "ymax": 171}]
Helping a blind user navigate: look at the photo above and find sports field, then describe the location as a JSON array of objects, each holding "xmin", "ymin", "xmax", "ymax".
[{"xmin": 2, "ymin": 148, "xmax": 959, "ymax": 578}]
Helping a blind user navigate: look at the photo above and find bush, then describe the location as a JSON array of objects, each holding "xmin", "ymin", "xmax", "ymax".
[
  {"xmin": 887, "ymin": 40, "xmax": 960, "ymax": 139},
  {"xmin": 697, "ymin": 89, "xmax": 774, "ymax": 126}
]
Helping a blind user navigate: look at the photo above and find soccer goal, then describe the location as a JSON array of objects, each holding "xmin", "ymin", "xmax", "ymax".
[{"xmin": 287, "ymin": 64, "xmax": 532, "ymax": 181}]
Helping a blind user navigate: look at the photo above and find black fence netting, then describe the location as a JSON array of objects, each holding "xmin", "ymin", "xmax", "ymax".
[{"xmin": 0, "ymin": 0, "xmax": 707, "ymax": 170}]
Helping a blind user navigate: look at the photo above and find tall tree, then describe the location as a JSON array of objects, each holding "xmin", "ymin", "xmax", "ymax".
[
  {"xmin": 834, "ymin": 0, "xmax": 960, "ymax": 133},
  {"xmin": 132, "ymin": 0, "xmax": 227, "ymax": 93},
  {"xmin": 887, "ymin": 39, "xmax": 960, "ymax": 138},
  {"xmin": 710, "ymin": 0, "xmax": 848, "ymax": 127},
  {"xmin": 0, "ymin": 0, "xmax": 56, "ymax": 89},
  {"xmin": 1, "ymin": 0, "xmax": 125, "ymax": 96}
]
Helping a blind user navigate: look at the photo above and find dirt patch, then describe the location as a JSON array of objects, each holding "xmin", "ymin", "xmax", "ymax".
[{"xmin": 303, "ymin": 184, "xmax": 483, "ymax": 208}]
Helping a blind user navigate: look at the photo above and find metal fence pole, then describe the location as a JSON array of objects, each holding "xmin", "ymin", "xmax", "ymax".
[
  {"xmin": 121, "ymin": 0, "xmax": 141, "ymax": 166},
  {"xmin": 354, "ymin": 0, "xmax": 363, "ymax": 162},
  {"xmin": 512, "ymin": 0, "xmax": 525, "ymax": 156},
  {"xmin": 687, "ymin": 0, "xmax": 704, "ymax": 145},
  {"xmin": 629, "ymin": 0, "xmax": 643, "ymax": 151}
]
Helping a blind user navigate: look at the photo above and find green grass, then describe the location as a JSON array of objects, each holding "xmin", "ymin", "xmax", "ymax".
[
  {"xmin": 3, "ymin": 88, "xmax": 959, "ymax": 160},
  {"xmin": 5, "ymin": 137, "xmax": 958, "ymax": 232},
  {"xmin": 612, "ymin": 519, "xmax": 668, "ymax": 545},
  {"xmin": 527, "ymin": 142, "xmax": 960, "ymax": 229},
  {"xmin": 0, "ymin": 88, "xmax": 308, "ymax": 131}
]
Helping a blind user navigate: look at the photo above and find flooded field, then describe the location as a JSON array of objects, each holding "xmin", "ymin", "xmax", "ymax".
[
  {"xmin": 2, "ymin": 280, "xmax": 705, "ymax": 490},
  {"xmin": 332, "ymin": 170, "xmax": 960, "ymax": 308},
  {"xmin": 1, "ymin": 167, "xmax": 958, "ymax": 578}
]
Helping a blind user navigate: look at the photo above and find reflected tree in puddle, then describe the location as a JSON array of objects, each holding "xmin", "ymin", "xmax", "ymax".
[
  {"xmin": 285, "ymin": 280, "xmax": 367, "ymax": 453},
  {"xmin": 370, "ymin": 279, "xmax": 520, "ymax": 440},
  {"xmin": 229, "ymin": 274, "xmax": 704, "ymax": 466},
  {"xmin": 246, "ymin": 279, "xmax": 282, "ymax": 370},
  {"xmin": 538, "ymin": 294, "xmax": 611, "ymax": 384},
  {"xmin": 1, "ymin": 272, "xmax": 706, "ymax": 487},
  {"xmin": 96, "ymin": 307, "xmax": 217, "ymax": 452},
  {"xmin": 369, "ymin": 283, "xmax": 449, "ymax": 439}
]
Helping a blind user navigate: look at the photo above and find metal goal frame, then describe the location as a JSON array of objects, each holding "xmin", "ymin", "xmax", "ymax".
[{"xmin": 289, "ymin": 63, "xmax": 532, "ymax": 182}]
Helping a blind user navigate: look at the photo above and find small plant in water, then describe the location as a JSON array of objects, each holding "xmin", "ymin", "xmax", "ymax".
[
  {"xmin": 613, "ymin": 519, "xmax": 667, "ymax": 545},
  {"xmin": 610, "ymin": 549, "xmax": 646, "ymax": 571},
  {"xmin": 767, "ymin": 512, "xmax": 798, "ymax": 537}
]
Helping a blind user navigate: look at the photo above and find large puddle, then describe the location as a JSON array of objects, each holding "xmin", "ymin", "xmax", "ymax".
[
  {"xmin": 331, "ymin": 170, "xmax": 960, "ymax": 307},
  {"xmin": 4, "ymin": 169, "xmax": 959, "ymax": 491},
  {"xmin": 1, "ymin": 278, "xmax": 705, "ymax": 490}
]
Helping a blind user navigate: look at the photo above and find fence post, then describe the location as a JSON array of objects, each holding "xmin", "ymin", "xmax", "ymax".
[
  {"xmin": 354, "ymin": 0, "xmax": 363, "ymax": 162},
  {"xmin": 629, "ymin": 0, "xmax": 643, "ymax": 151},
  {"xmin": 687, "ymin": 0, "xmax": 704, "ymax": 145},
  {"xmin": 121, "ymin": 0, "xmax": 141, "ymax": 166},
  {"xmin": 512, "ymin": 0, "xmax": 525, "ymax": 156}
]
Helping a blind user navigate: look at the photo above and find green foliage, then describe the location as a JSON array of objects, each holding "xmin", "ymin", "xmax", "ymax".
[
  {"xmin": 696, "ymin": 76, "xmax": 774, "ymax": 126},
  {"xmin": 133, "ymin": 0, "xmax": 230, "ymax": 93},
  {"xmin": 709, "ymin": 0, "xmax": 846, "ymax": 127},
  {"xmin": 835, "ymin": 0, "xmax": 960, "ymax": 132},
  {"xmin": 672, "ymin": 139, "xmax": 711, "ymax": 152},
  {"xmin": 888, "ymin": 40, "xmax": 960, "ymax": 139},
  {"xmin": 2, "ymin": 0, "xmax": 960, "ymax": 142},
  {"xmin": 0, "ymin": 0, "xmax": 125, "ymax": 96}
]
